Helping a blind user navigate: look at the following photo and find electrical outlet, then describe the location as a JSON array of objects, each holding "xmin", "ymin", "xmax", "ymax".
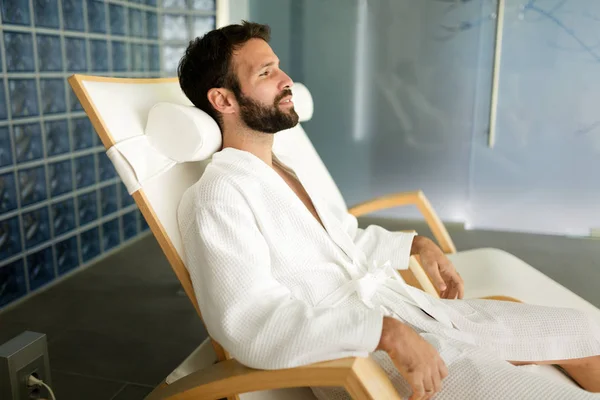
[
  {"xmin": 0, "ymin": 331, "xmax": 51, "ymax": 400},
  {"xmin": 17, "ymin": 355, "xmax": 47, "ymax": 399}
]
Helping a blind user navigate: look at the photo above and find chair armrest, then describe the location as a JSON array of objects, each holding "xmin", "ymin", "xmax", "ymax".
[
  {"xmin": 348, "ymin": 190, "xmax": 456, "ymax": 254},
  {"xmin": 145, "ymin": 357, "xmax": 401, "ymax": 400}
]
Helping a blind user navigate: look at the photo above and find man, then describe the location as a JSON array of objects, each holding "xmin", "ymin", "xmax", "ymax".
[{"xmin": 176, "ymin": 21, "xmax": 600, "ymax": 399}]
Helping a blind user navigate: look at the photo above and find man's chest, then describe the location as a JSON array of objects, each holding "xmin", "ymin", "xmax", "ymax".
[{"xmin": 273, "ymin": 164, "xmax": 325, "ymax": 229}]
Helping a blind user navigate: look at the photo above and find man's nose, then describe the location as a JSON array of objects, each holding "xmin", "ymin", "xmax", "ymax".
[{"xmin": 279, "ymin": 72, "xmax": 293, "ymax": 91}]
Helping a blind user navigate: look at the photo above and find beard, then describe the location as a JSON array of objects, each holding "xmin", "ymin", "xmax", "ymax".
[{"xmin": 235, "ymin": 88, "xmax": 299, "ymax": 134}]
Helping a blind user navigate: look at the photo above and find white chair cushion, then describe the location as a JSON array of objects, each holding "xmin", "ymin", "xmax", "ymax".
[{"xmin": 451, "ymin": 248, "xmax": 600, "ymax": 322}]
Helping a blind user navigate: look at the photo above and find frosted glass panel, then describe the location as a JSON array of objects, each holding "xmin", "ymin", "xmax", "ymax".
[
  {"xmin": 468, "ymin": 0, "xmax": 600, "ymax": 236},
  {"xmin": 366, "ymin": 0, "xmax": 496, "ymax": 221},
  {"xmin": 250, "ymin": 0, "xmax": 496, "ymax": 219}
]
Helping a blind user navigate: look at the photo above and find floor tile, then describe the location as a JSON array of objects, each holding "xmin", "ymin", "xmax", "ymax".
[
  {"xmin": 111, "ymin": 383, "xmax": 153, "ymax": 400},
  {"xmin": 48, "ymin": 328, "xmax": 199, "ymax": 386},
  {"xmin": 49, "ymin": 370, "xmax": 125, "ymax": 400}
]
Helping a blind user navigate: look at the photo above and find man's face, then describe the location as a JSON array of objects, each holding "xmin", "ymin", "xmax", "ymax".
[{"xmin": 231, "ymin": 39, "xmax": 299, "ymax": 133}]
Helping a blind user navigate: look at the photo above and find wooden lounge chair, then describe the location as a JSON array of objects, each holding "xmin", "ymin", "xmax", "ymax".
[{"xmin": 68, "ymin": 74, "xmax": 599, "ymax": 399}]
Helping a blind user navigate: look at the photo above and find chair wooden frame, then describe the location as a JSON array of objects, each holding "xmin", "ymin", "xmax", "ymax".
[{"xmin": 67, "ymin": 74, "xmax": 510, "ymax": 400}]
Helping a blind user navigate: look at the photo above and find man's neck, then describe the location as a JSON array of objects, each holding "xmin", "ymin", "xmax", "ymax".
[{"xmin": 221, "ymin": 125, "xmax": 275, "ymax": 167}]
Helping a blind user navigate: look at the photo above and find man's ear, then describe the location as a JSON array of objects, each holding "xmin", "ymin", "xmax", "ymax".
[{"xmin": 207, "ymin": 88, "xmax": 237, "ymax": 115}]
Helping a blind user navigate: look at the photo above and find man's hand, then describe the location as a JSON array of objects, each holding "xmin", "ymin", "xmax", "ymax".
[
  {"xmin": 410, "ymin": 236, "xmax": 464, "ymax": 299},
  {"xmin": 377, "ymin": 317, "xmax": 448, "ymax": 400}
]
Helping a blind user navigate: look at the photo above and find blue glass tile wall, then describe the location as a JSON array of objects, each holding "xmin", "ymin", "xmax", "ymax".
[{"xmin": 0, "ymin": 0, "xmax": 217, "ymax": 310}]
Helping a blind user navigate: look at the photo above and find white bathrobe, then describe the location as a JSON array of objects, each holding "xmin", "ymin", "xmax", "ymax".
[{"xmin": 178, "ymin": 147, "xmax": 600, "ymax": 399}]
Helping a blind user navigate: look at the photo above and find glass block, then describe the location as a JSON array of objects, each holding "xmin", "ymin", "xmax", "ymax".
[
  {"xmin": 0, "ymin": 216, "xmax": 22, "ymax": 261},
  {"xmin": 109, "ymin": 4, "xmax": 126, "ymax": 36},
  {"xmin": 22, "ymin": 206, "xmax": 51, "ymax": 248},
  {"xmin": 37, "ymin": 34, "xmax": 63, "ymax": 72},
  {"xmin": 111, "ymin": 41, "xmax": 128, "ymax": 72},
  {"xmin": 148, "ymin": 44, "xmax": 160, "ymax": 72},
  {"xmin": 162, "ymin": 15, "xmax": 186, "ymax": 41},
  {"xmin": 71, "ymin": 117, "xmax": 94, "ymax": 150},
  {"xmin": 55, "ymin": 235, "xmax": 78, "ymax": 275},
  {"xmin": 65, "ymin": 38, "xmax": 87, "ymax": 72},
  {"xmin": 100, "ymin": 184, "xmax": 117, "ymax": 216},
  {"xmin": 147, "ymin": 12, "xmax": 158, "ymax": 39},
  {"xmin": 4, "ymin": 32, "xmax": 35, "ymax": 72},
  {"xmin": 0, "ymin": 172, "xmax": 18, "ymax": 214},
  {"xmin": 33, "ymin": 0, "xmax": 60, "ymax": 29},
  {"xmin": 45, "ymin": 119, "xmax": 69, "ymax": 157},
  {"xmin": 40, "ymin": 79, "xmax": 66, "ymax": 115},
  {"xmin": 192, "ymin": 0, "xmax": 214, "ymax": 11},
  {"xmin": 80, "ymin": 226, "xmax": 100, "ymax": 262},
  {"xmin": 120, "ymin": 182, "xmax": 134, "ymax": 208},
  {"xmin": 51, "ymin": 198, "xmax": 75, "ymax": 236},
  {"xmin": 193, "ymin": 16, "xmax": 214, "ymax": 37},
  {"xmin": 90, "ymin": 40, "xmax": 108, "ymax": 72},
  {"xmin": 27, "ymin": 246, "xmax": 55, "ymax": 290},
  {"xmin": 0, "ymin": 81, "xmax": 6, "ymax": 120},
  {"xmin": 102, "ymin": 218, "xmax": 120, "ymax": 251},
  {"xmin": 139, "ymin": 209, "xmax": 149, "ymax": 231},
  {"xmin": 77, "ymin": 191, "xmax": 98, "ymax": 226},
  {"xmin": 19, "ymin": 166, "xmax": 47, "ymax": 207},
  {"xmin": 129, "ymin": 8, "xmax": 144, "ymax": 37},
  {"xmin": 62, "ymin": 0, "xmax": 84, "ymax": 31},
  {"xmin": 9, "ymin": 79, "xmax": 39, "ymax": 118},
  {"xmin": 130, "ymin": 44, "xmax": 146, "ymax": 71},
  {"xmin": 1, "ymin": 0, "xmax": 30, "ymax": 25},
  {"xmin": 163, "ymin": 0, "xmax": 186, "ymax": 8},
  {"xmin": 74, "ymin": 154, "xmax": 96, "ymax": 189},
  {"xmin": 0, "ymin": 127, "xmax": 13, "ymax": 167},
  {"xmin": 163, "ymin": 46, "xmax": 185, "ymax": 75},
  {"xmin": 48, "ymin": 160, "xmax": 72, "ymax": 197},
  {"xmin": 14, "ymin": 123, "xmax": 43, "ymax": 163},
  {"xmin": 121, "ymin": 210, "xmax": 137, "ymax": 240},
  {"xmin": 98, "ymin": 152, "xmax": 117, "ymax": 181},
  {"xmin": 68, "ymin": 85, "xmax": 83, "ymax": 112},
  {"xmin": 87, "ymin": 0, "xmax": 106, "ymax": 33},
  {"xmin": 0, "ymin": 259, "xmax": 27, "ymax": 308}
]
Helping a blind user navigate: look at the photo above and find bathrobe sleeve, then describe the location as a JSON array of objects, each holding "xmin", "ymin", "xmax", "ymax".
[
  {"xmin": 179, "ymin": 185, "xmax": 384, "ymax": 370},
  {"xmin": 340, "ymin": 209, "xmax": 417, "ymax": 271}
]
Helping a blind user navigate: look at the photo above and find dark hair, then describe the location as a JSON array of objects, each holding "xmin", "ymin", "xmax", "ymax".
[{"xmin": 177, "ymin": 21, "xmax": 271, "ymax": 128}]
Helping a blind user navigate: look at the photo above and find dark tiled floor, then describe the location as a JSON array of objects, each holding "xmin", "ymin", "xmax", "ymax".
[
  {"xmin": 0, "ymin": 234, "xmax": 207, "ymax": 400},
  {"xmin": 1, "ymin": 218, "xmax": 599, "ymax": 400}
]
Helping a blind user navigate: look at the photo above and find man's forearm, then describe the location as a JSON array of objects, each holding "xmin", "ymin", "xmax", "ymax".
[
  {"xmin": 376, "ymin": 316, "xmax": 410, "ymax": 352},
  {"xmin": 410, "ymin": 235, "xmax": 428, "ymax": 255}
]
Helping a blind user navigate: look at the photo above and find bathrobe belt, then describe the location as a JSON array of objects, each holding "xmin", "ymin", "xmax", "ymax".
[{"xmin": 315, "ymin": 259, "xmax": 455, "ymax": 329}]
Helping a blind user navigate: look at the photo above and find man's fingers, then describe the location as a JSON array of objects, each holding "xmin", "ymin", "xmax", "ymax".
[
  {"xmin": 432, "ymin": 367, "xmax": 442, "ymax": 393},
  {"xmin": 423, "ymin": 374, "xmax": 436, "ymax": 400},
  {"xmin": 439, "ymin": 359, "xmax": 449, "ymax": 379},
  {"xmin": 441, "ymin": 268, "xmax": 463, "ymax": 299},
  {"xmin": 457, "ymin": 274, "xmax": 465, "ymax": 299},
  {"xmin": 408, "ymin": 374, "xmax": 426, "ymax": 400},
  {"xmin": 428, "ymin": 264, "xmax": 447, "ymax": 293},
  {"xmin": 446, "ymin": 280, "xmax": 459, "ymax": 300}
]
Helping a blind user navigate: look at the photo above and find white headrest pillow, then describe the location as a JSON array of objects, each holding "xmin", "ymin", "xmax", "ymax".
[
  {"xmin": 144, "ymin": 82, "xmax": 314, "ymax": 162},
  {"xmin": 291, "ymin": 82, "xmax": 314, "ymax": 122}
]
